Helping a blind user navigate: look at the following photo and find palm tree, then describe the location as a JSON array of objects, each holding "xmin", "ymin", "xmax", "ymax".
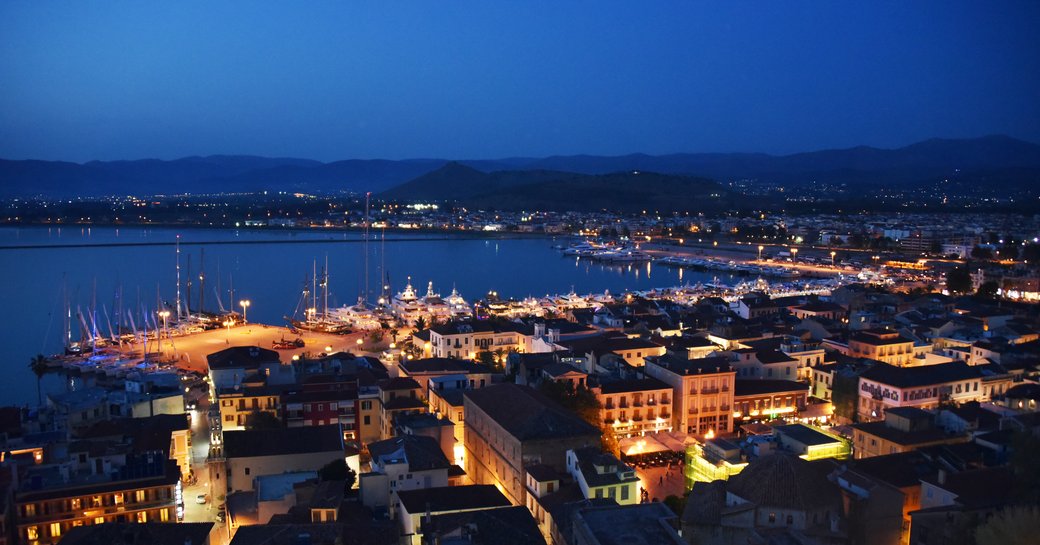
[
  {"xmin": 414, "ymin": 316, "xmax": 428, "ymax": 331},
  {"xmin": 389, "ymin": 328, "xmax": 399, "ymax": 343},
  {"xmin": 28, "ymin": 354, "xmax": 48, "ymax": 406}
]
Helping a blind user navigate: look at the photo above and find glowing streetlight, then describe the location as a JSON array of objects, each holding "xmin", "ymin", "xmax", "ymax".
[
  {"xmin": 158, "ymin": 310, "xmax": 170, "ymax": 353},
  {"xmin": 791, "ymin": 247, "xmax": 798, "ymax": 263},
  {"xmin": 223, "ymin": 319, "xmax": 233, "ymax": 341},
  {"xmin": 239, "ymin": 300, "xmax": 251, "ymax": 323},
  {"xmin": 758, "ymin": 245, "xmax": 764, "ymax": 261},
  {"xmin": 830, "ymin": 250, "xmax": 837, "ymax": 267}
]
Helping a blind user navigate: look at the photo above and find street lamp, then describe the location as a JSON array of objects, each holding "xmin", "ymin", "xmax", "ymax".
[
  {"xmin": 223, "ymin": 319, "xmax": 232, "ymax": 342},
  {"xmin": 758, "ymin": 245, "xmax": 764, "ymax": 261},
  {"xmin": 158, "ymin": 310, "xmax": 170, "ymax": 353},
  {"xmin": 239, "ymin": 300, "xmax": 251, "ymax": 323},
  {"xmin": 830, "ymin": 251, "xmax": 837, "ymax": 267},
  {"xmin": 791, "ymin": 248, "xmax": 798, "ymax": 263}
]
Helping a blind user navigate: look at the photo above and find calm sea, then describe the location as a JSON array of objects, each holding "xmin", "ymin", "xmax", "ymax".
[{"xmin": 0, "ymin": 226, "xmax": 733, "ymax": 406}]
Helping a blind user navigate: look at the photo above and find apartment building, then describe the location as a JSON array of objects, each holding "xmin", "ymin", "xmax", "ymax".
[{"xmin": 643, "ymin": 355, "xmax": 736, "ymax": 436}]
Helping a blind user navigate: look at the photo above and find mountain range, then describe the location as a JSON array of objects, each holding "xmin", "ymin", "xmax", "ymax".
[{"xmin": 1, "ymin": 135, "xmax": 1038, "ymax": 200}]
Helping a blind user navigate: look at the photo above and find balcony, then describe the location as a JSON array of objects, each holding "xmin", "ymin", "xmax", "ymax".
[
  {"xmin": 633, "ymin": 400, "xmax": 644, "ymax": 407},
  {"xmin": 646, "ymin": 399, "xmax": 657, "ymax": 406},
  {"xmin": 604, "ymin": 403, "xmax": 615, "ymax": 410},
  {"xmin": 720, "ymin": 404, "xmax": 730, "ymax": 412},
  {"xmin": 660, "ymin": 412, "xmax": 671, "ymax": 419},
  {"xmin": 721, "ymin": 385, "xmax": 730, "ymax": 392},
  {"xmin": 687, "ymin": 407, "xmax": 699, "ymax": 415},
  {"xmin": 619, "ymin": 402, "xmax": 630, "ymax": 409},
  {"xmin": 700, "ymin": 387, "xmax": 719, "ymax": 394}
]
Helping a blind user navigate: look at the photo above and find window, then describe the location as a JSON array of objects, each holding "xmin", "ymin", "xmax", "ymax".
[
  {"xmin": 92, "ymin": 496, "xmax": 103, "ymax": 507},
  {"xmin": 245, "ymin": 467, "xmax": 251, "ymax": 476},
  {"xmin": 23, "ymin": 504, "xmax": 35, "ymax": 517},
  {"xmin": 113, "ymin": 493, "xmax": 124, "ymax": 505},
  {"xmin": 363, "ymin": 416, "xmax": 371, "ymax": 425},
  {"xmin": 768, "ymin": 513, "xmax": 776, "ymax": 523},
  {"xmin": 50, "ymin": 523, "xmax": 62, "ymax": 538},
  {"xmin": 225, "ymin": 415, "xmax": 234, "ymax": 422},
  {"xmin": 361, "ymin": 401, "xmax": 372, "ymax": 410},
  {"xmin": 160, "ymin": 508, "xmax": 170, "ymax": 522},
  {"xmin": 621, "ymin": 486, "xmax": 629, "ymax": 501},
  {"xmin": 70, "ymin": 498, "xmax": 81, "ymax": 510},
  {"xmin": 457, "ymin": 411, "xmax": 463, "ymax": 421},
  {"xmin": 95, "ymin": 517, "xmax": 105, "ymax": 524},
  {"xmin": 136, "ymin": 490, "xmax": 146, "ymax": 503},
  {"xmin": 136, "ymin": 511, "xmax": 147, "ymax": 523},
  {"xmin": 786, "ymin": 514, "xmax": 793, "ymax": 525},
  {"xmin": 27, "ymin": 526, "xmax": 39, "ymax": 541}
]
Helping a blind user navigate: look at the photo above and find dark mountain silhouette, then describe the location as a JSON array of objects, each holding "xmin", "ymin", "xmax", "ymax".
[{"xmin": 1, "ymin": 135, "xmax": 1038, "ymax": 198}]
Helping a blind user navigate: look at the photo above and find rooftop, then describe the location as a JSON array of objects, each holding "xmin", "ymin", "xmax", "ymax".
[
  {"xmin": 598, "ymin": 377, "xmax": 670, "ymax": 395},
  {"xmin": 645, "ymin": 354, "xmax": 733, "ymax": 375},
  {"xmin": 574, "ymin": 502, "xmax": 684, "ymax": 545},
  {"xmin": 58, "ymin": 522, "xmax": 215, "ymax": 545},
  {"xmin": 773, "ymin": 424, "xmax": 842, "ymax": 447},
  {"xmin": 368, "ymin": 434, "xmax": 450, "ymax": 472},
  {"xmin": 859, "ymin": 361, "xmax": 981, "ymax": 389},
  {"xmin": 464, "ymin": 384, "xmax": 600, "ymax": 441},
  {"xmin": 207, "ymin": 345, "xmax": 280, "ymax": 370},
  {"xmin": 223, "ymin": 425, "xmax": 344, "ymax": 459},
  {"xmin": 396, "ymin": 484, "xmax": 510, "ymax": 514}
]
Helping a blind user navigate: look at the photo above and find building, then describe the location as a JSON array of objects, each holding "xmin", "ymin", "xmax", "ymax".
[
  {"xmin": 825, "ymin": 329, "xmax": 921, "ymax": 366},
  {"xmin": 909, "ymin": 467, "xmax": 1015, "ymax": 545},
  {"xmin": 283, "ymin": 388, "xmax": 357, "ymax": 435},
  {"xmin": 56, "ymin": 522, "xmax": 214, "ymax": 545},
  {"xmin": 420, "ymin": 505, "xmax": 546, "ymax": 545},
  {"xmin": 772, "ymin": 424, "xmax": 851, "ymax": 461},
  {"xmin": 857, "ymin": 361, "xmax": 984, "ymax": 421},
  {"xmin": 220, "ymin": 425, "xmax": 346, "ymax": 494},
  {"xmin": 360, "ymin": 435, "xmax": 451, "ymax": 515},
  {"xmin": 13, "ymin": 455, "xmax": 181, "ymax": 545},
  {"xmin": 732, "ymin": 379, "xmax": 808, "ymax": 422},
  {"xmin": 595, "ymin": 378, "xmax": 673, "ymax": 437},
  {"xmin": 463, "ymin": 384, "xmax": 600, "ymax": 506},
  {"xmin": 643, "ymin": 355, "xmax": 736, "ymax": 436},
  {"xmin": 682, "ymin": 454, "xmax": 845, "ymax": 545},
  {"xmin": 376, "ymin": 378, "xmax": 427, "ymax": 441},
  {"xmin": 398, "ymin": 358, "xmax": 493, "ymax": 395},
  {"xmin": 394, "ymin": 485, "xmax": 512, "ymax": 545},
  {"xmin": 206, "ymin": 346, "xmax": 294, "ymax": 398},
  {"xmin": 570, "ymin": 502, "xmax": 683, "ymax": 545},
  {"xmin": 427, "ymin": 321, "xmax": 526, "ymax": 360},
  {"xmin": 565, "ymin": 448, "xmax": 639, "ymax": 505},
  {"xmin": 216, "ymin": 384, "xmax": 283, "ymax": 431},
  {"xmin": 850, "ymin": 407, "xmax": 968, "ymax": 459}
]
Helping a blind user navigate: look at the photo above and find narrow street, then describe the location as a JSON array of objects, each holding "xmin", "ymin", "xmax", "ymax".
[{"xmin": 180, "ymin": 398, "xmax": 230, "ymax": 544}]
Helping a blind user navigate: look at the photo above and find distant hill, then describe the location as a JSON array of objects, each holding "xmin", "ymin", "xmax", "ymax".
[
  {"xmin": 1, "ymin": 135, "xmax": 1038, "ymax": 198},
  {"xmin": 462, "ymin": 171, "xmax": 731, "ymax": 212}
]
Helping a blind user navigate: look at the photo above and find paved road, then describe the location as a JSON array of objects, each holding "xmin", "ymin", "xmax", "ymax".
[{"xmin": 154, "ymin": 323, "xmax": 382, "ymax": 374}]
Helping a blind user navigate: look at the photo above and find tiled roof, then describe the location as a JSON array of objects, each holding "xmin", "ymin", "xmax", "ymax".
[
  {"xmin": 598, "ymin": 377, "xmax": 670, "ymax": 395},
  {"xmin": 464, "ymin": 384, "xmax": 600, "ymax": 441},
  {"xmin": 734, "ymin": 379, "xmax": 807, "ymax": 397},
  {"xmin": 207, "ymin": 346, "xmax": 280, "ymax": 369},
  {"xmin": 58, "ymin": 523, "xmax": 215, "ymax": 545},
  {"xmin": 726, "ymin": 454, "xmax": 842, "ymax": 512}
]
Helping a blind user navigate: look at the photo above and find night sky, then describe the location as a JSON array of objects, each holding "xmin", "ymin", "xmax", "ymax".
[{"xmin": 2, "ymin": 2, "xmax": 1038, "ymax": 162}]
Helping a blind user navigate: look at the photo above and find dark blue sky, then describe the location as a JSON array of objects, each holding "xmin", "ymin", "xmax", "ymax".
[{"xmin": 2, "ymin": 2, "xmax": 1039, "ymax": 162}]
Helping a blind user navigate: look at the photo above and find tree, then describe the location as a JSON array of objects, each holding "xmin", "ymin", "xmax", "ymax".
[
  {"xmin": 831, "ymin": 236, "xmax": 844, "ymax": 246},
  {"xmin": 977, "ymin": 281, "xmax": 999, "ymax": 298},
  {"xmin": 830, "ymin": 371, "xmax": 859, "ymax": 423},
  {"xmin": 976, "ymin": 506, "xmax": 1040, "ymax": 545},
  {"xmin": 28, "ymin": 354, "xmax": 48, "ymax": 406},
  {"xmin": 244, "ymin": 411, "xmax": 282, "ymax": 430},
  {"xmin": 318, "ymin": 458, "xmax": 357, "ymax": 491},
  {"xmin": 663, "ymin": 494, "xmax": 688, "ymax": 517},
  {"xmin": 1009, "ymin": 430, "xmax": 1040, "ymax": 504},
  {"xmin": 413, "ymin": 316, "xmax": 428, "ymax": 331},
  {"xmin": 476, "ymin": 350, "xmax": 495, "ymax": 367},
  {"xmin": 946, "ymin": 266, "xmax": 973, "ymax": 294},
  {"xmin": 971, "ymin": 246, "xmax": 993, "ymax": 260},
  {"xmin": 389, "ymin": 328, "xmax": 399, "ymax": 343}
]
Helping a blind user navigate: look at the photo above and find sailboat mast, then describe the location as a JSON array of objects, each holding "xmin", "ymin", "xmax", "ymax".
[
  {"xmin": 63, "ymin": 275, "xmax": 71, "ymax": 349},
  {"xmin": 323, "ymin": 254, "xmax": 330, "ymax": 318},
  {"xmin": 185, "ymin": 255, "xmax": 192, "ymax": 318},
  {"xmin": 199, "ymin": 248, "xmax": 205, "ymax": 316},
  {"xmin": 175, "ymin": 235, "xmax": 182, "ymax": 320},
  {"xmin": 364, "ymin": 192, "xmax": 371, "ymax": 304},
  {"xmin": 312, "ymin": 260, "xmax": 317, "ymax": 317}
]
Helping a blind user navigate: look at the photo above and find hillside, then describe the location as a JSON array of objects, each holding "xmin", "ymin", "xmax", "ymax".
[{"xmin": 2, "ymin": 135, "xmax": 1038, "ymax": 198}]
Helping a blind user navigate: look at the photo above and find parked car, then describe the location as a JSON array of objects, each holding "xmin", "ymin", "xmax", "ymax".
[{"xmin": 195, "ymin": 494, "xmax": 207, "ymax": 505}]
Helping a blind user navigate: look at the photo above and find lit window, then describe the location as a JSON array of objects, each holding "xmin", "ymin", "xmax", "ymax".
[
  {"xmin": 27, "ymin": 526, "xmax": 39, "ymax": 540},
  {"xmin": 50, "ymin": 522, "xmax": 62, "ymax": 538}
]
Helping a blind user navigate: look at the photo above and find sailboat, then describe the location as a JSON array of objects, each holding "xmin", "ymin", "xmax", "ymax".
[{"xmin": 286, "ymin": 258, "xmax": 351, "ymax": 334}]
